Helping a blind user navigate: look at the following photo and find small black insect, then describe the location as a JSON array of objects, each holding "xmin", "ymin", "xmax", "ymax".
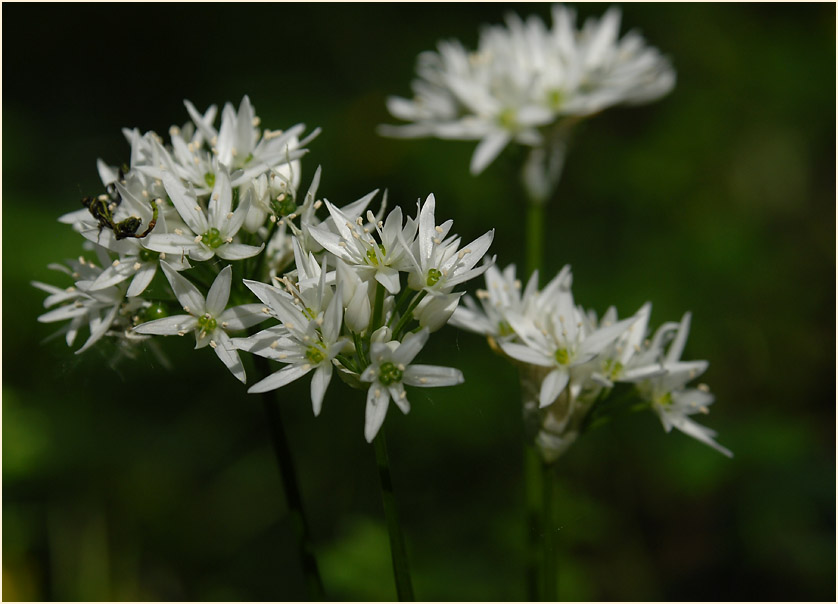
[{"xmin": 82, "ymin": 192, "xmax": 159, "ymax": 240}]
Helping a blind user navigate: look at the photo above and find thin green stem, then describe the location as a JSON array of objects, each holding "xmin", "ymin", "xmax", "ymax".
[
  {"xmin": 541, "ymin": 461, "xmax": 557, "ymax": 602},
  {"xmin": 392, "ymin": 290, "xmax": 427, "ymax": 340},
  {"xmin": 525, "ymin": 201, "xmax": 545, "ymax": 282},
  {"xmin": 353, "ymin": 331, "xmax": 369, "ymax": 369},
  {"xmin": 524, "ymin": 443, "xmax": 542, "ymax": 601},
  {"xmin": 374, "ymin": 430, "xmax": 415, "ymax": 601},
  {"xmin": 253, "ymin": 353, "xmax": 325, "ymax": 600},
  {"xmin": 371, "ymin": 282, "xmax": 385, "ymax": 333}
]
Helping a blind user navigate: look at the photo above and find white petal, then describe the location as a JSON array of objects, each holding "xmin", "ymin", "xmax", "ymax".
[
  {"xmin": 375, "ymin": 267, "xmax": 401, "ymax": 295},
  {"xmin": 248, "ymin": 363, "xmax": 313, "ymax": 394},
  {"xmin": 212, "ymin": 331, "xmax": 246, "ymax": 383},
  {"xmin": 75, "ymin": 305, "xmax": 120, "ymax": 354},
  {"xmin": 133, "ymin": 314, "xmax": 197, "ymax": 335},
  {"xmin": 403, "ymin": 365, "xmax": 463, "ymax": 387},
  {"xmin": 364, "ymin": 385, "xmax": 391, "ymax": 443},
  {"xmin": 126, "ymin": 263, "xmax": 157, "ymax": 297},
  {"xmin": 161, "ymin": 263, "xmax": 205, "ymax": 314},
  {"xmin": 498, "ymin": 342, "xmax": 554, "ymax": 367},
  {"xmin": 220, "ymin": 304, "xmax": 272, "ymax": 330},
  {"xmin": 388, "ymin": 383, "xmax": 411, "ymax": 413},
  {"xmin": 539, "ymin": 369, "xmax": 569, "ymax": 408},
  {"xmin": 393, "ymin": 328, "xmax": 429, "ymax": 366},
  {"xmin": 310, "ymin": 363, "xmax": 333, "ymax": 416},
  {"xmin": 163, "ymin": 172, "xmax": 207, "ymax": 234},
  {"xmin": 215, "ymin": 242, "xmax": 264, "ymax": 261},
  {"xmin": 205, "ymin": 265, "xmax": 233, "ymax": 317},
  {"xmin": 470, "ymin": 131, "xmax": 512, "ymax": 175}
]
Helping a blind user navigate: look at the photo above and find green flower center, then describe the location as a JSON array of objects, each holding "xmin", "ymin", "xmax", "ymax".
[
  {"xmin": 498, "ymin": 320, "xmax": 514, "ymax": 337},
  {"xmin": 201, "ymin": 227, "xmax": 225, "ymax": 248},
  {"xmin": 548, "ymin": 89, "xmax": 565, "ymax": 110},
  {"xmin": 306, "ymin": 345, "xmax": 326, "ymax": 365},
  {"xmin": 272, "ymin": 193, "xmax": 297, "ymax": 217},
  {"xmin": 378, "ymin": 361, "xmax": 403, "ymax": 386},
  {"xmin": 204, "ymin": 172, "xmax": 216, "ymax": 188},
  {"xmin": 197, "ymin": 314, "xmax": 217, "ymax": 334},
  {"xmin": 426, "ymin": 268, "xmax": 442, "ymax": 286},
  {"xmin": 602, "ymin": 358, "xmax": 624, "ymax": 379},
  {"xmin": 554, "ymin": 347, "xmax": 570, "ymax": 365},
  {"xmin": 366, "ymin": 243, "xmax": 386, "ymax": 266},
  {"xmin": 656, "ymin": 392, "xmax": 674, "ymax": 407},
  {"xmin": 498, "ymin": 108, "xmax": 517, "ymax": 130}
]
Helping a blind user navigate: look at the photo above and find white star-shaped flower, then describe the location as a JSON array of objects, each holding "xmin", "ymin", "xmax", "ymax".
[
  {"xmin": 133, "ymin": 263, "xmax": 269, "ymax": 382},
  {"xmin": 359, "ymin": 328, "xmax": 464, "ymax": 442},
  {"xmin": 145, "ymin": 168, "xmax": 263, "ymax": 262}
]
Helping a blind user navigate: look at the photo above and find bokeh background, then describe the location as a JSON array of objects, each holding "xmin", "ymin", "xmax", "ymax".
[{"xmin": 3, "ymin": 3, "xmax": 835, "ymax": 601}]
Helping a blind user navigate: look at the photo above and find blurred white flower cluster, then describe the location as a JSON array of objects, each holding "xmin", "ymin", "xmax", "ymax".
[
  {"xmin": 34, "ymin": 98, "xmax": 493, "ymax": 441},
  {"xmin": 382, "ymin": 4, "xmax": 675, "ymax": 179},
  {"xmin": 451, "ymin": 264, "xmax": 731, "ymax": 461}
]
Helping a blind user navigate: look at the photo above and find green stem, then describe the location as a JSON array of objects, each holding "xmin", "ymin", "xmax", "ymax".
[
  {"xmin": 371, "ymin": 282, "xmax": 385, "ymax": 334},
  {"xmin": 374, "ymin": 430, "xmax": 415, "ymax": 601},
  {"xmin": 541, "ymin": 461, "xmax": 557, "ymax": 602},
  {"xmin": 353, "ymin": 331, "xmax": 369, "ymax": 369},
  {"xmin": 392, "ymin": 290, "xmax": 427, "ymax": 340},
  {"xmin": 524, "ymin": 443, "xmax": 542, "ymax": 601},
  {"xmin": 253, "ymin": 353, "xmax": 325, "ymax": 600},
  {"xmin": 525, "ymin": 201, "xmax": 545, "ymax": 283}
]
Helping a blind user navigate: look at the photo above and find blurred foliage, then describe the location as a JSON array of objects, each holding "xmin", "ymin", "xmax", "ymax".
[{"xmin": 3, "ymin": 3, "xmax": 835, "ymax": 601}]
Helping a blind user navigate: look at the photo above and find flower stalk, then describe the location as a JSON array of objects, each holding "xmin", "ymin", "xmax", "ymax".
[
  {"xmin": 254, "ymin": 353, "xmax": 325, "ymax": 601},
  {"xmin": 374, "ymin": 430, "xmax": 415, "ymax": 601}
]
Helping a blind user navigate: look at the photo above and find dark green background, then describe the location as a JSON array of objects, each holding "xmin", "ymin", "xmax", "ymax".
[{"xmin": 4, "ymin": 3, "xmax": 835, "ymax": 601}]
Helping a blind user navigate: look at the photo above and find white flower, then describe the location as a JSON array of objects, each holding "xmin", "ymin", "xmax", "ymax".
[
  {"xmin": 630, "ymin": 312, "xmax": 732, "ymax": 457},
  {"xmin": 359, "ymin": 328, "xmax": 464, "ymax": 442},
  {"xmin": 449, "ymin": 263, "xmax": 537, "ymax": 337},
  {"xmin": 232, "ymin": 276, "xmax": 347, "ymax": 416},
  {"xmin": 406, "ymin": 193, "xmax": 494, "ymax": 294},
  {"xmin": 132, "ymin": 264, "xmax": 269, "ymax": 382},
  {"xmin": 382, "ymin": 4, "xmax": 675, "ymax": 174},
  {"xmin": 145, "ymin": 168, "xmax": 264, "ymax": 262},
  {"xmin": 308, "ymin": 199, "xmax": 416, "ymax": 295},
  {"xmin": 185, "ymin": 96, "xmax": 317, "ymax": 186},
  {"xmin": 32, "ymin": 256, "xmax": 126, "ymax": 354}
]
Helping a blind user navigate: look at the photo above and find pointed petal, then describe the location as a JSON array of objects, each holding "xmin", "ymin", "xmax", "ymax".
[
  {"xmin": 161, "ymin": 263, "xmax": 205, "ymax": 313},
  {"xmin": 539, "ymin": 369, "xmax": 569, "ymax": 408},
  {"xmin": 205, "ymin": 265, "xmax": 233, "ymax": 316},
  {"xmin": 393, "ymin": 328, "xmax": 429, "ymax": 365},
  {"xmin": 364, "ymin": 385, "xmax": 391, "ymax": 442},
  {"xmin": 470, "ymin": 130, "xmax": 512, "ymax": 175},
  {"xmin": 133, "ymin": 314, "xmax": 197, "ymax": 335},
  {"xmin": 310, "ymin": 363, "xmax": 333, "ymax": 416},
  {"xmin": 220, "ymin": 304, "xmax": 272, "ymax": 330},
  {"xmin": 212, "ymin": 331, "xmax": 246, "ymax": 383},
  {"xmin": 248, "ymin": 363, "xmax": 312, "ymax": 394},
  {"xmin": 403, "ymin": 365, "xmax": 464, "ymax": 387}
]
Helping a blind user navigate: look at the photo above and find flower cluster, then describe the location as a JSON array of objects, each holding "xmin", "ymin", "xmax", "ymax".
[
  {"xmin": 34, "ymin": 97, "xmax": 493, "ymax": 440},
  {"xmin": 451, "ymin": 264, "xmax": 731, "ymax": 461},
  {"xmin": 35, "ymin": 97, "xmax": 318, "ymax": 373},
  {"xmin": 232, "ymin": 193, "xmax": 494, "ymax": 441},
  {"xmin": 381, "ymin": 4, "xmax": 675, "ymax": 176}
]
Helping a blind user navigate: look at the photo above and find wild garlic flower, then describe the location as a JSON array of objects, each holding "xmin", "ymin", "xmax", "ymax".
[
  {"xmin": 360, "ymin": 328, "xmax": 464, "ymax": 442},
  {"xmin": 33, "ymin": 255, "xmax": 129, "ymax": 354},
  {"xmin": 382, "ymin": 4, "xmax": 675, "ymax": 177},
  {"xmin": 133, "ymin": 264, "xmax": 269, "ymax": 383},
  {"xmin": 145, "ymin": 169, "xmax": 263, "ymax": 262},
  {"xmin": 35, "ymin": 95, "xmax": 324, "ymax": 369},
  {"xmin": 452, "ymin": 263, "xmax": 729, "ymax": 461}
]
